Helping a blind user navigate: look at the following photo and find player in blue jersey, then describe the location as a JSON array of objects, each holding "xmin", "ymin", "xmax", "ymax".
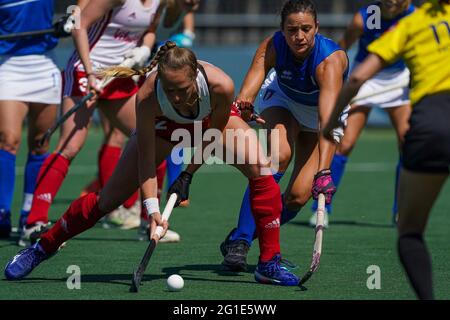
[
  {"xmin": 310, "ymin": 0, "xmax": 414, "ymax": 227},
  {"xmin": 0, "ymin": 0, "xmax": 69, "ymax": 239},
  {"xmin": 219, "ymin": 0, "xmax": 349, "ymax": 271}
]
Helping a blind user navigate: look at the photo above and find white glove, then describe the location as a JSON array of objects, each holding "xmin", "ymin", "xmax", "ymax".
[{"xmin": 124, "ymin": 46, "xmax": 151, "ymax": 68}]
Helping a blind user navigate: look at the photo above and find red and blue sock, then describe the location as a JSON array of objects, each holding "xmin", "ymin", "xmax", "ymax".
[
  {"xmin": 230, "ymin": 172, "xmax": 284, "ymax": 244},
  {"xmin": 26, "ymin": 153, "xmax": 70, "ymax": 226},
  {"xmin": 392, "ymin": 156, "xmax": 403, "ymax": 217},
  {"xmin": 0, "ymin": 150, "xmax": 16, "ymax": 213},
  {"xmin": 249, "ymin": 175, "xmax": 282, "ymax": 262},
  {"xmin": 21, "ymin": 153, "xmax": 49, "ymax": 219},
  {"xmin": 166, "ymin": 149, "xmax": 183, "ymax": 190}
]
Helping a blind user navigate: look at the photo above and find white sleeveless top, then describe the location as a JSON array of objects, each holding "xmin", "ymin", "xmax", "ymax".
[
  {"xmin": 157, "ymin": 68, "xmax": 211, "ymax": 124},
  {"xmin": 155, "ymin": 7, "xmax": 186, "ymax": 42},
  {"xmin": 71, "ymin": 0, "xmax": 160, "ymax": 71}
]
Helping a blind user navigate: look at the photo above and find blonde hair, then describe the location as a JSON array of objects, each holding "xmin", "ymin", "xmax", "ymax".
[{"xmin": 97, "ymin": 41, "xmax": 198, "ymax": 81}]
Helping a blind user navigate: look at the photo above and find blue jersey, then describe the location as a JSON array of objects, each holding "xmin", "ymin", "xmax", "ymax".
[
  {"xmin": 355, "ymin": 2, "xmax": 415, "ymax": 72},
  {"xmin": 273, "ymin": 31, "xmax": 348, "ymax": 106},
  {"xmin": 0, "ymin": 0, "xmax": 58, "ymax": 56}
]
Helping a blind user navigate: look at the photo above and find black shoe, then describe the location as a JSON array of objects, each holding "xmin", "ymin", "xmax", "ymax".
[
  {"xmin": 220, "ymin": 228, "xmax": 237, "ymax": 257},
  {"xmin": 221, "ymin": 240, "xmax": 250, "ymax": 272}
]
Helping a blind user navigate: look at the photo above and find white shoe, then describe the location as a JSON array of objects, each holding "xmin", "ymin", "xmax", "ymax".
[
  {"xmin": 103, "ymin": 208, "xmax": 127, "ymax": 228},
  {"xmin": 18, "ymin": 221, "xmax": 50, "ymax": 247},
  {"xmin": 137, "ymin": 219, "xmax": 180, "ymax": 243},
  {"xmin": 159, "ymin": 229, "xmax": 181, "ymax": 243},
  {"xmin": 119, "ymin": 201, "xmax": 141, "ymax": 230},
  {"xmin": 308, "ymin": 209, "xmax": 329, "ymax": 229}
]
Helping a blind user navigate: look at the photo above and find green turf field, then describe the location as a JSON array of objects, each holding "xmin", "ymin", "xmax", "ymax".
[{"xmin": 0, "ymin": 128, "xmax": 449, "ymax": 300}]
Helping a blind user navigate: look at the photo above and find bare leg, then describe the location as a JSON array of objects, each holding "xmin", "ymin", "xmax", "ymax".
[
  {"xmin": 26, "ymin": 97, "xmax": 96, "ymax": 225},
  {"xmin": 386, "ymin": 104, "xmax": 411, "ymax": 221},
  {"xmin": 337, "ymin": 105, "xmax": 371, "ymax": 156},
  {"xmin": 284, "ymin": 131, "xmax": 319, "ymax": 212},
  {"xmin": 0, "ymin": 101, "xmax": 27, "ymax": 236},
  {"xmin": 386, "ymin": 104, "xmax": 411, "ymax": 150}
]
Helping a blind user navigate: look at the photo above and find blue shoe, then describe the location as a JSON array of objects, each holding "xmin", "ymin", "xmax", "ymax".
[
  {"xmin": 0, "ymin": 209, "xmax": 11, "ymax": 238},
  {"xmin": 255, "ymin": 254, "xmax": 300, "ymax": 286},
  {"xmin": 4, "ymin": 242, "xmax": 51, "ymax": 280}
]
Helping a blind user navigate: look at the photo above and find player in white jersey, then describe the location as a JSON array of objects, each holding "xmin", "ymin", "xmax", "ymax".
[
  {"xmin": 20, "ymin": 0, "xmax": 162, "ymax": 244},
  {"xmin": 137, "ymin": 0, "xmax": 200, "ymax": 240}
]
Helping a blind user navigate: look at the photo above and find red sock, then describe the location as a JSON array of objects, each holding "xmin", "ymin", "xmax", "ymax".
[
  {"xmin": 27, "ymin": 153, "xmax": 70, "ymax": 225},
  {"xmin": 249, "ymin": 175, "xmax": 282, "ymax": 262},
  {"xmin": 98, "ymin": 144, "xmax": 121, "ymax": 188},
  {"xmin": 40, "ymin": 192, "xmax": 105, "ymax": 254},
  {"xmin": 123, "ymin": 191, "xmax": 138, "ymax": 209},
  {"xmin": 156, "ymin": 160, "xmax": 167, "ymax": 201}
]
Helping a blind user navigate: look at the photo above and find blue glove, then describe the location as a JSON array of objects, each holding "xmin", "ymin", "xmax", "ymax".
[{"xmin": 169, "ymin": 31, "xmax": 195, "ymax": 48}]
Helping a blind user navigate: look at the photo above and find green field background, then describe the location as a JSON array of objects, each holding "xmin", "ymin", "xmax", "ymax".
[{"xmin": 0, "ymin": 128, "xmax": 449, "ymax": 300}]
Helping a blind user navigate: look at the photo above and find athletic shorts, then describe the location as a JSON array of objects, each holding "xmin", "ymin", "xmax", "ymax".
[
  {"xmin": 155, "ymin": 104, "xmax": 241, "ymax": 144},
  {"xmin": 403, "ymin": 92, "xmax": 450, "ymax": 173},
  {"xmin": 0, "ymin": 52, "xmax": 61, "ymax": 104},
  {"xmin": 254, "ymin": 69, "xmax": 348, "ymax": 143},
  {"xmin": 351, "ymin": 66, "xmax": 410, "ymax": 108},
  {"xmin": 63, "ymin": 61, "xmax": 142, "ymax": 100}
]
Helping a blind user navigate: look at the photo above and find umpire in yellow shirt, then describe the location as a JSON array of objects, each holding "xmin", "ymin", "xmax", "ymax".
[{"xmin": 324, "ymin": 0, "xmax": 450, "ymax": 300}]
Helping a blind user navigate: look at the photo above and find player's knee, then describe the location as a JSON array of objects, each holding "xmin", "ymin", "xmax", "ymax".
[
  {"xmin": 246, "ymin": 164, "xmax": 264, "ymax": 179},
  {"xmin": 58, "ymin": 144, "xmax": 82, "ymax": 160},
  {"xmin": 0, "ymin": 131, "xmax": 21, "ymax": 154},
  {"xmin": 337, "ymin": 140, "xmax": 354, "ymax": 156},
  {"xmin": 276, "ymin": 150, "xmax": 292, "ymax": 172},
  {"xmin": 29, "ymin": 138, "xmax": 50, "ymax": 155},
  {"xmin": 284, "ymin": 191, "xmax": 309, "ymax": 211}
]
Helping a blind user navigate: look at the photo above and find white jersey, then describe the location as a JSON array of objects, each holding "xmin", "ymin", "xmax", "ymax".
[
  {"xmin": 155, "ymin": 7, "xmax": 186, "ymax": 42},
  {"xmin": 68, "ymin": 0, "xmax": 160, "ymax": 71},
  {"xmin": 157, "ymin": 67, "xmax": 211, "ymax": 124}
]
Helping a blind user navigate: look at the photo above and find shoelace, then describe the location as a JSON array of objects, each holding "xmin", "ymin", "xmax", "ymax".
[
  {"xmin": 228, "ymin": 241, "xmax": 248, "ymax": 255},
  {"xmin": 263, "ymin": 256, "xmax": 282, "ymax": 275},
  {"xmin": 280, "ymin": 258, "xmax": 298, "ymax": 270},
  {"xmin": 22, "ymin": 246, "xmax": 46, "ymax": 268}
]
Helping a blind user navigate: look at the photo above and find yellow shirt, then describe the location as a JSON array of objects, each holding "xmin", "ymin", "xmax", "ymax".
[{"xmin": 368, "ymin": 0, "xmax": 450, "ymax": 105}]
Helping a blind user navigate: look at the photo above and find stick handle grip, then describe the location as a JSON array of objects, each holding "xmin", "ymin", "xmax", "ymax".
[{"xmin": 154, "ymin": 193, "xmax": 177, "ymax": 238}]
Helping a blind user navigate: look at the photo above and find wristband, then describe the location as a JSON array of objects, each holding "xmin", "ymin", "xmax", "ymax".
[
  {"xmin": 143, "ymin": 197, "xmax": 160, "ymax": 216},
  {"xmin": 314, "ymin": 168, "xmax": 332, "ymax": 179}
]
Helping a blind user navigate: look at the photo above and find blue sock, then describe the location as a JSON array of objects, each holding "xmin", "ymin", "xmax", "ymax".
[
  {"xmin": 0, "ymin": 150, "xmax": 16, "ymax": 212},
  {"xmin": 21, "ymin": 153, "xmax": 49, "ymax": 217},
  {"xmin": 230, "ymin": 172, "xmax": 285, "ymax": 244},
  {"xmin": 392, "ymin": 156, "xmax": 402, "ymax": 216},
  {"xmin": 166, "ymin": 148, "xmax": 184, "ymax": 191},
  {"xmin": 311, "ymin": 154, "xmax": 348, "ymax": 214}
]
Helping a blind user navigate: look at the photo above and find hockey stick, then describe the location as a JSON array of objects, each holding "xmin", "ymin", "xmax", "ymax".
[
  {"xmin": 0, "ymin": 28, "xmax": 56, "ymax": 40},
  {"xmin": 299, "ymin": 193, "xmax": 325, "ymax": 286},
  {"xmin": 130, "ymin": 193, "xmax": 178, "ymax": 293}
]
